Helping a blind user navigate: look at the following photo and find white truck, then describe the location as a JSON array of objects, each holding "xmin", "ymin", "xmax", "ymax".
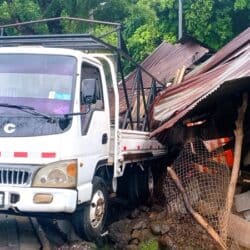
[{"xmin": 0, "ymin": 18, "xmax": 167, "ymax": 242}]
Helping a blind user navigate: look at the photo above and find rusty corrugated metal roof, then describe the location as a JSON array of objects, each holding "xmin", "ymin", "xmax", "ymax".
[
  {"xmin": 119, "ymin": 39, "xmax": 209, "ymax": 113},
  {"xmin": 150, "ymin": 28, "xmax": 250, "ymax": 137},
  {"xmin": 185, "ymin": 27, "xmax": 250, "ymax": 79}
]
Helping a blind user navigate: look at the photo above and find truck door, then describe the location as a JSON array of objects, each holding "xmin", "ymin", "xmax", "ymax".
[{"xmin": 77, "ymin": 61, "xmax": 110, "ymax": 188}]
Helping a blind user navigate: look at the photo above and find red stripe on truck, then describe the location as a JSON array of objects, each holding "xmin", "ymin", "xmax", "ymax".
[
  {"xmin": 41, "ymin": 152, "xmax": 56, "ymax": 158},
  {"xmin": 14, "ymin": 152, "xmax": 28, "ymax": 158}
]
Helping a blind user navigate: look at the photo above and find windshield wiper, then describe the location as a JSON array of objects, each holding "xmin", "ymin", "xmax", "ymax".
[
  {"xmin": 0, "ymin": 103, "xmax": 54, "ymax": 121},
  {"xmin": 58, "ymin": 108, "xmax": 90, "ymax": 130}
]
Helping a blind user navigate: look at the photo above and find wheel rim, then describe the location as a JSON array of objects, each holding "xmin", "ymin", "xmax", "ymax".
[
  {"xmin": 89, "ymin": 189, "xmax": 105, "ymax": 228},
  {"xmin": 148, "ymin": 167, "xmax": 154, "ymax": 198}
]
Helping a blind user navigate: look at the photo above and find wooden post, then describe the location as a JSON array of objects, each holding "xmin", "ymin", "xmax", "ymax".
[
  {"xmin": 176, "ymin": 65, "xmax": 186, "ymax": 84},
  {"xmin": 223, "ymin": 93, "xmax": 248, "ymax": 240},
  {"xmin": 173, "ymin": 68, "xmax": 180, "ymax": 85},
  {"xmin": 167, "ymin": 166, "xmax": 227, "ymax": 250}
]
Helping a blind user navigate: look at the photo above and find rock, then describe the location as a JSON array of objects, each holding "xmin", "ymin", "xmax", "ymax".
[
  {"xmin": 156, "ymin": 210, "xmax": 167, "ymax": 220},
  {"xmin": 152, "ymin": 204, "xmax": 163, "ymax": 212},
  {"xmin": 108, "ymin": 219, "xmax": 132, "ymax": 245},
  {"xmin": 115, "ymin": 242, "xmax": 128, "ymax": 250},
  {"xmin": 159, "ymin": 235, "xmax": 177, "ymax": 249},
  {"xmin": 129, "ymin": 238, "xmax": 140, "ymax": 245},
  {"xmin": 150, "ymin": 221, "xmax": 170, "ymax": 236},
  {"xmin": 131, "ymin": 230, "xmax": 141, "ymax": 240},
  {"xmin": 161, "ymin": 223, "xmax": 170, "ymax": 234},
  {"xmin": 113, "ymin": 233, "xmax": 131, "ymax": 245},
  {"xmin": 139, "ymin": 205, "xmax": 150, "ymax": 212},
  {"xmin": 129, "ymin": 209, "xmax": 140, "ymax": 219},
  {"xmin": 131, "ymin": 228, "xmax": 153, "ymax": 243},
  {"xmin": 140, "ymin": 229, "xmax": 154, "ymax": 241},
  {"xmin": 109, "ymin": 219, "xmax": 132, "ymax": 234},
  {"xmin": 150, "ymin": 222, "xmax": 162, "ymax": 235},
  {"xmin": 132, "ymin": 220, "xmax": 147, "ymax": 230},
  {"xmin": 126, "ymin": 244, "xmax": 138, "ymax": 250},
  {"xmin": 63, "ymin": 240, "xmax": 95, "ymax": 250},
  {"xmin": 149, "ymin": 211, "xmax": 158, "ymax": 220}
]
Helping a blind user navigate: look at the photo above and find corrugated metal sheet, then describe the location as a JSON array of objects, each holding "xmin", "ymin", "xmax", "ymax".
[
  {"xmin": 119, "ymin": 40, "xmax": 209, "ymax": 113},
  {"xmin": 150, "ymin": 28, "xmax": 250, "ymax": 137}
]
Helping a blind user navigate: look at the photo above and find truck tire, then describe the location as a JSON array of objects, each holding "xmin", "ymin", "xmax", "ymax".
[
  {"xmin": 128, "ymin": 169, "xmax": 140, "ymax": 204},
  {"xmin": 137, "ymin": 166, "xmax": 154, "ymax": 204},
  {"xmin": 73, "ymin": 177, "xmax": 108, "ymax": 242},
  {"xmin": 128, "ymin": 166, "xmax": 154, "ymax": 205}
]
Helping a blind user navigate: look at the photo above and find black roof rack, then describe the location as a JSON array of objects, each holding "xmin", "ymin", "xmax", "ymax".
[
  {"xmin": 0, "ymin": 33, "xmax": 116, "ymax": 51},
  {"xmin": 0, "ymin": 17, "xmax": 122, "ymax": 51}
]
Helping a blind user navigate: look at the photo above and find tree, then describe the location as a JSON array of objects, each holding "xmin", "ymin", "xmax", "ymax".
[
  {"xmin": 0, "ymin": 0, "xmax": 48, "ymax": 34},
  {"xmin": 0, "ymin": 0, "xmax": 248, "ymax": 62},
  {"xmin": 184, "ymin": 0, "xmax": 234, "ymax": 49}
]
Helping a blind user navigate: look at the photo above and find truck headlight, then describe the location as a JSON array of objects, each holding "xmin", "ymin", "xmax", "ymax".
[{"xmin": 32, "ymin": 160, "xmax": 77, "ymax": 188}]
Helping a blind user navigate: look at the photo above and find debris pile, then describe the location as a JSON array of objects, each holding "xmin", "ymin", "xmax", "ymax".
[{"xmin": 108, "ymin": 205, "xmax": 217, "ymax": 249}]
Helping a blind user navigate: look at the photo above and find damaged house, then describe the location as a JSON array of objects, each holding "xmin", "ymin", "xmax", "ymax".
[
  {"xmin": 112, "ymin": 27, "xmax": 249, "ymax": 249},
  {"xmin": 149, "ymin": 28, "xmax": 250, "ymax": 248}
]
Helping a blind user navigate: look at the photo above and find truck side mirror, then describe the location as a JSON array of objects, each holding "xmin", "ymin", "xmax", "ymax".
[{"xmin": 81, "ymin": 78, "xmax": 97, "ymax": 105}]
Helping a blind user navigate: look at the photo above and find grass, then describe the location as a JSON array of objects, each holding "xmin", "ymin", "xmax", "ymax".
[{"xmin": 139, "ymin": 239, "xmax": 159, "ymax": 250}]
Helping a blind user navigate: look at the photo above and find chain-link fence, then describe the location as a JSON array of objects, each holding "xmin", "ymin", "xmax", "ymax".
[{"xmin": 163, "ymin": 138, "xmax": 232, "ymax": 249}]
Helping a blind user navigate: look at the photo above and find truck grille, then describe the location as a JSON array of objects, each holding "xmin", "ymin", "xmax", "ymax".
[{"xmin": 0, "ymin": 168, "xmax": 32, "ymax": 186}]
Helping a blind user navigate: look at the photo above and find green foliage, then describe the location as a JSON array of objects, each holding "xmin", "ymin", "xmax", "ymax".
[
  {"xmin": 94, "ymin": 0, "xmax": 132, "ymax": 22},
  {"xmin": 0, "ymin": 1, "xmax": 11, "ymax": 22},
  {"xmin": 139, "ymin": 239, "xmax": 159, "ymax": 250},
  {"xmin": 0, "ymin": 0, "xmax": 47, "ymax": 34},
  {"xmin": 127, "ymin": 23, "xmax": 160, "ymax": 61},
  {"xmin": 93, "ymin": 25, "xmax": 118, "ymax": 46},
  {"xmin": 234, "ymin": 0, "xmax": 250, "ymax": 10},
  {"xmin": 124, "ymin": 3, "xmax": 157, "ymax": 39},
  {"xmin": 184, "ymin": 0, "xmax": 235, "ymax": 49},
  {"xmin": 0, "ymin": 0, "xmax": 248, "ymax": 63}
]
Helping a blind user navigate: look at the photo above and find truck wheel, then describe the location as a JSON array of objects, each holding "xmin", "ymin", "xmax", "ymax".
[
  {"xmin": 128, "ymin": 169, "xmax": 140, "ymax": 204},
  {"xmin": 148, "ymin": 167, "xmax": 154, "ymax": 197},
  {"xmin": 73, "ymin": 177, "xmax": 108, "ymax": 242},
  {"xmin": 140, "ymin": 166, "xmax": 154, "ymax": 203},
  {"xmin": 128, "ymin": 166, "xmax": 154, "ymax": 205}
]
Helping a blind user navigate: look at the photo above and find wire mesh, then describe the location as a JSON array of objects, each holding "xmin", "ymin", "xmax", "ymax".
[{"xmin": 163, "ymin": 138, "xmax": 231, "ymax": 249}]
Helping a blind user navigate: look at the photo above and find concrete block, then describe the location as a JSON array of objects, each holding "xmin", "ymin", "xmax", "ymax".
[{"xmin": 235, "ymin": 191, "xmax": 250, "ymax": 212}]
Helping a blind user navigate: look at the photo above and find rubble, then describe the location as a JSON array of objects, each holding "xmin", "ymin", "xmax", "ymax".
[{"xmin": 108, "ymin": 205, "xmax": 217, "ymax": 249}]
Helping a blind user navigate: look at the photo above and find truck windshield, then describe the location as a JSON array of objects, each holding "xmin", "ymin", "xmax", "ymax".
[{"xmin": 0, "ymin": 54, "xmax": 76, "ymax": 116}]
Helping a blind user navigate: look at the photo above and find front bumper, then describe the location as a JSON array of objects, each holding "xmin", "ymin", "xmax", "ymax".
[{"xmin": 0, "ymin": 186, "xmax": 77, "ymax": 213}]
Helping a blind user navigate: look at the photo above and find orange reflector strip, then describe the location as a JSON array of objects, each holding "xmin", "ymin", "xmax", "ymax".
[{"xmin": 67, "ymin": 163, "xmax": 77, "ymax": 177}]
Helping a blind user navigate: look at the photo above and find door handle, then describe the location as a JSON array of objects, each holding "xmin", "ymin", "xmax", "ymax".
[{"xmin": 102, "ymin": 133, "xmax": 108, "ymax": 144}]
